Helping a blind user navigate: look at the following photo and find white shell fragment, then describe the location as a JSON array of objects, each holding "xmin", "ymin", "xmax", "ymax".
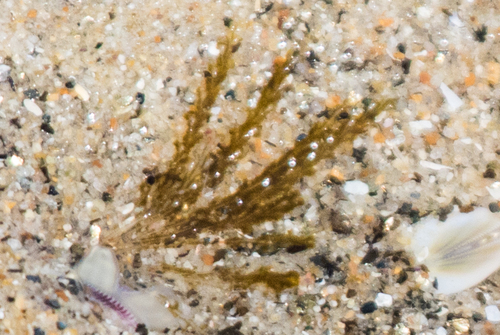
[
  {"xmin": 344, "ymin": 180, "xmax": 369, "ymax": 195},
  {"xmin": 77, "ymin": 246, "xmax": 183, "ymax": 330},
  {"xmin": 77, "ymin": 246, "xmax": 118, "ymax": 294},
  {"xmin": 439, "ymin": 82, "xmax": 463, "ymax": 111},
  {"xmin": 23, "ymin": 98, "xmax": 43, "ymax": 116},
  {"xmin": 485, "ymin": 305, "xmax": 500, "ymax": 322},
  {"xmin": 419, "ymin": 160, "xmax": 453, "ymax": 171},
  {"xmin": 487, "ymin": 181, "xmax": 500, "ymax": 200},
  {"xmin": 0, "ymin": 64, "xmax": 11, "ymax": 82},
  {"xmin": 409, "ymin": 120, "xmax": 433, "ymax": 135},
  {"xmin": 410, "ymin": 208, "xmax": 500, "ymax": 294},
  {"xmin": 74, "ymin": 83, "xmax": 90, "ymax": 101},
  {"xmin": 375, "ymin": 293, "xmax": 393, "ymax": 307}
]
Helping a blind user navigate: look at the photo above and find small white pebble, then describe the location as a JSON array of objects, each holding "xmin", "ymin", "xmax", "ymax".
[
  {"xmin": 0, "ymin": 308, "xmax": 4, "ymax": 319},
  {"xmin": 416, "ymin": 6, "xmax": 432, "ymax": 20},
  {"xmin": 249, "ymin": 315, "xmax": 259, "ymax": 324},
  {"xmin": 74, "ymin": 84, "xmax": 90, "ymax": 101},
  {"xmin": 0, "ymin": 64, "xmax": 11, "ymax": 82},
  {"xmin": 409, "ymin": 120, "xmax": 433, "ymax": 135},
  {"xmin": 375, "ymin": 293, "xmax": 393, "ymax": 307},
  {"xmin": 63, "ymin": 223, "xmax": 72, "ymax": 232},
  {"xmin": 136, "ymin": 78, "xmax": 145, "ymax": 90},
  {"xmin": 313, "ymin": 305, "xmax": 321, "ymax": 313},
  {"xmin": 24, "ymin": 209, "xmax": 35, "ymax": 221},
  {"xmin": 7, "ymin": 238, "xmax": 22, "ymax": 251},
  {"xmin": 183, "ymin": 260, "xmax": 194, "ymax": 270},
  {"xmin": 326, "ymin": 285, "xmax": 336, "ymax": 295},
  {"xmin": 23, "ymin": 99, "xmax": 43, "ymax": 116},
  {"xmin": 419, "ymin": 160, "xmax": 453, "ymax": 171},
  {"xmin": 32, "ymin": 142, "xmax": 42, "ymax": 153},
  {"xmin": 344, "ymin": 180, "xmax": 369, "ymax": 195},
  {"xmin": 487, "ymin": 182, "xmax": 500, "ymax": 200},
  {"xmin": 486, "ymin": 305, "xmax": 500, "ymax": 322},
  {"xmin": 264, "ymin": 221, "xmax": 274, "ymax": 231},
  {"xmin": 81, "ymin": 302, "xmax": 91, "ymax": 317},
  {"xmin": 207, "ymin": 41, "xmax": 220, "ymax": 56},
  {"xmin": 118, "ymin": 202, "xmax": 135, "ymax": 215},
  {"xmin": 436, "ymin": 327, "xmax": 447, "ymax": 335},
  {"xmin": 439, "ymin": 82, "xmax": 463, "ymax": 111},
  {"xmin": 155, "ymin": 79, "xmax": 164, "ymax": 90}
]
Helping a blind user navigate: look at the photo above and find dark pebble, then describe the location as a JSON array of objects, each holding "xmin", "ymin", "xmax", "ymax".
[
  {"xmin": 223, "ymin": 17, "xmax": 233, "ymax": 27},
  {"xmin": 34, "ymin": 328, "xmax": 45, "ymax": 335},
  {"xmin": 360, "ymin": 301, "xmax": 378, "ymax": 314},
  {"xmin": 132, "ymin": 253, "xmax": 142, "ymax": 269},
  {"xmin": 42, "ymin": 114, "xmax": 51, "ymax": 123},
  {"xmin": 41, "ymin": 122, "xmax": 54, "ymax": 134},
  {"xmin": 136, "ymin": 323, "xmax": 148, "ymax": 335},
  {"xmin": 186, "ymin": 289, "xmax": 197, "ymax": 298},
  {"xmin": 397, "ymin": 202, "xmax": 413, "ymax": 215},
  {"xmin": 95, "ymin": 42, "xmax": 103, "ymax": 49},
  {"xmin": 236, "ymin": 306, "xmax": 249, "ymax": 316},
  {"xmin": 397, "ymin": 43, "xmax": 406, "ymax": 53},
  {"xmin": 397, "ymin": 271, "xmax": 408, "ymax": 284},
  {"xmin": 474, "ymin": 25, "xmax": 487, "ymax": 43},
  {"xmin": 146, "ymin": 175, "xmax": 156, "ymax": 185},
  {"xmin": 472, "ymin": 312, "xmax": 484, "ymax": 322},
  {"xmin": 65, "ymin": 80, "xmax": 75, "ymax": 89},
  {"xmin": 401, "ymin": 58, "xmax": 411, "ymax": 75},
  {"xmin": 189, "ymin": 299, "xmax": 200, "ymax": 307},
  {"xmin": 102, "ymin": 192, "xmax": 113, "ymax": 202},
  {"xmin": 223, "ymin": 301, "xmax": 234, "ymax": 311},
  {"xmin": 224, "ymin": 89, "xmax": 236, "ymax": 100},
  {"xmin": 213, "ymin": 249, "xmax": 227, "ymax": 262},
  {"xmin": 410, "ymin": 192, "xmax": 420, "ymax": 199},
  {"xmin": 24, "ymin": 89, "xmax": 40, "ymax": 99},
  {"xmin": 489, "ymin": 202, "xmax": 500, "ymax": 213},
  {"xmin": 310, "ymin": 254, "xmax": 339, "ymax": 277},
  {"xmin": 67, "ymin": 278, "xmax": 80, "ymax": 295},
  {"xmin": 217, "ymin": 321, "xmax": 243, "ymax": 335},
  {"xmin": 296, "ymin": 133, "xmax": 307, "ymax": 141},
  {"xmin": 483, "ymin": 168, "xmax": 496, "ymax": 179},
  {"xmin": 346, "ymin": 289, "xmax": 357, "ymax": 298},
  {"xmin": 361, "ymin": 248, "xmax": 379, "ymax": 264},
  {"xmin": 56, "ymin": 321, "xmax": 66, "ymax": 330},
  {"xmin": 48, "ymin": 185, "xmax": 59, "ymax": 196},
  {"xmin": 44, "ymin": 298, "xmax": 61, "ymax": 309},
  {"xmin": 26, "ymin": 275, "xmax": 41, "ymax": 283},
  {"xmin": 352, "ymin": 147, "xmax": 367, "ymax": 163},
  {"xmin": 136, "ymin": 92, "xmax": 145, "ymax": 104}
]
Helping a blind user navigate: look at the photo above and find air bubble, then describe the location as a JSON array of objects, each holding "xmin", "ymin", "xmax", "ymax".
[
  {"xmin": 237, "ymin": 198, "xmax": 243, "ymax": 206},
  {"xmin": 326, "ymin": 136, "xmax": 334, "ymax": 143},
  {"xmin": 288, "ymin": 158, "xmax": 297, "ymax": 167},
  {"xmin": 310, "ymin": 142, "xmax": 318, "ymax": 150},
  {"xmin": 262, "ymin": 178, "xmax": 270, "ymax": 187},
  {"xmin": 190, "ymin": 184, "xmax": 197, "ymax": 190},
  {"xmin": 307, "ymin": 152, "xmax": 316, "ymax": 161}
]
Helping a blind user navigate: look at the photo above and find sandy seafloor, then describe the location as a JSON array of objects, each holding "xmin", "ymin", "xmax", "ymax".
[{"xmin": 2, "ymin": 0, "xmax": 500, "ymax": 334}]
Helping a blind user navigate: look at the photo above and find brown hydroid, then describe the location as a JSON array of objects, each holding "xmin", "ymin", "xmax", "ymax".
[{"xmin": 102, "ymin": 31, "xmax": 394, "ymax": 277}]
